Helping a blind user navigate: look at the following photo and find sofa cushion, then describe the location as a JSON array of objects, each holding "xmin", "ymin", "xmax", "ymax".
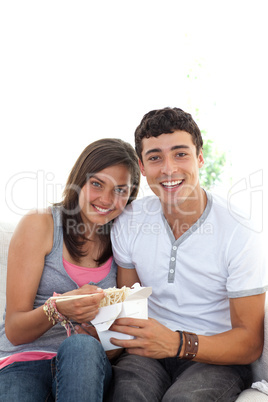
[
  {"xmin": 236, "ymin": 297, "xmax": 268, "ymax": 400},
  {"xmin": 0, "ymin": 222, "xmax": 15, "ymax": 321},
  {"xmin": 236, "ymin": 388, "xmax": 268, "ymax": 401},
  {"xmin": 251, "ymin": 298, "xmax": 268, "ymax": 383}
]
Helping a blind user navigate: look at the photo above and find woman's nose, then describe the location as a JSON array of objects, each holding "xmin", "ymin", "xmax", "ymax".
[{"xmin": 99, "ymin": 190, "xmax": 114, "ymax": 206}]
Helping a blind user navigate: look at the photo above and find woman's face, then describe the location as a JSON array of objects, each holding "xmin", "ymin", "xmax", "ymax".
[{"xmin": 79, "ymin": 164, "xmax": 132, "ymax": 227}]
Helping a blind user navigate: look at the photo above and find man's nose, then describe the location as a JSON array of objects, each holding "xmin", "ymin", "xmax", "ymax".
[{"xmin": 160, "ymin": 157, "xmax": 177, "ymax": 176}]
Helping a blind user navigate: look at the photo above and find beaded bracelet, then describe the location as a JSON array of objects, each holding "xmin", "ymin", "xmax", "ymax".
[{"xmin": 43, "ymin": 293, "xmax": 74, "ymax": 337}]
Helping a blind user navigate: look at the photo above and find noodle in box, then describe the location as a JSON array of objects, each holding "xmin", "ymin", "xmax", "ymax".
[{"xmin": 91, "ymin": 283, "xmax": 152, "ymax": 350}]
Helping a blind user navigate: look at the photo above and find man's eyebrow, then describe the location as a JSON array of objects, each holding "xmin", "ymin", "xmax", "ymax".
[{"xmin": 145, "ymin": 145, "xmax": 190, "ymax": 156}]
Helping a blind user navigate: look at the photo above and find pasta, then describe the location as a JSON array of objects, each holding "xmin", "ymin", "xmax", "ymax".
[{"xmin": 99, "ymin": 286, "xmax": 130, "ymax": 307}]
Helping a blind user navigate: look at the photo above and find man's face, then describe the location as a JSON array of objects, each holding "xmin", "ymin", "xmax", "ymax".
[{"xmin": 139, "ymin": 130, "xmax": 204, "ymax": 212}]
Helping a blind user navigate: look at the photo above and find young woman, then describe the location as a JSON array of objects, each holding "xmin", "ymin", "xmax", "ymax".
[{"xmin": 0, "ymin": 138, "xmax": 140, "ymax": 402}]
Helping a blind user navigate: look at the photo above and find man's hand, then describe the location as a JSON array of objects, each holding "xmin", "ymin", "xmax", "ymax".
[{"xmin": 109, "ymin": 317, "xmax": 180, "ymax": 359}]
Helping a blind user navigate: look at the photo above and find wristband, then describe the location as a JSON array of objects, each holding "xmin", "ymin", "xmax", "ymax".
[
  {"xmin": 175, "ymin": 330, "xmax": 183, "ymax": 358},
  {"xmin": 43, "ymin": 292, "xmax": 74, "ymax": 337},
  {"xmin": 182, "ymin": 331, "xmax": 199, "ymax": 360}
]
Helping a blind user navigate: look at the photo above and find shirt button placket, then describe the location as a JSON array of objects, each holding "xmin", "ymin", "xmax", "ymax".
[{"xmin": 168, "ymin": 244, "xmax": 178, "ymax": 283}]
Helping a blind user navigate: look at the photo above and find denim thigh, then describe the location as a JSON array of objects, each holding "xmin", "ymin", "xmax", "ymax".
[
  {"xmin": 0, "ymin": 335, "xmax": 112, "ymax": 402},
  {"xmin": 161, "ymin": 358, "xmax": 253, "ymax": 402},
  {"xmin": 108, "ymin": 352, "xmax": 252, "ymax": 402},
  {"xmin": 0, "ymin": 359, "xmax": 54, "ymax": 402},
  {"xmin": 107, "ymin": 352, "xmax": 171, "ymax": 402},
  {"xmin": 52, "ymin": 334, "xmax": 112, "ymax": 402}
]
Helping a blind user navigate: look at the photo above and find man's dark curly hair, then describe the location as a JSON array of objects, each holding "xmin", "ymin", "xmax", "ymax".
[{"xmin": 134, "ymin": 107, "xmax": 203, "ymax": 161}]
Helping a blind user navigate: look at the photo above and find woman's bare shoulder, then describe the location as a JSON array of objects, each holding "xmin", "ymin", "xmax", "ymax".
[{"xmin": 11, "ymin": 208, "xmax": 54, "ymax": 255}]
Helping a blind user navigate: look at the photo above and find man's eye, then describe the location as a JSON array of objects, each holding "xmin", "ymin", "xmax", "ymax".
[
  {"xmin": 148, "ymin": 155, "xmax": 160, "ymax": 161},
  {"xmin": 177, "ymin": 153, "xmax": 186, "ymax": 157}
]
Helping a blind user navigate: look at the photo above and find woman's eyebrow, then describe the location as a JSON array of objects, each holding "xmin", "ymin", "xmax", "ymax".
[
  {"xmin": 90, "ymin": 174, "xmax": 105, "ymax": 184},
  {"xmin": 90, "ymin": 175, "xmax": 129, "ymax": 187}
]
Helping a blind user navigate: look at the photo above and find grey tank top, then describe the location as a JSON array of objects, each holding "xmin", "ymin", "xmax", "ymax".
[{"xmin": 0, "ymin": 206, "xmax": 117, "ymax": 359}]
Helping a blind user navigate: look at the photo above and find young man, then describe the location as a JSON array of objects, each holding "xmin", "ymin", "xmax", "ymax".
[{"xmin": 109, "ymin": 107, "xmax": 267, "ymax": 401}]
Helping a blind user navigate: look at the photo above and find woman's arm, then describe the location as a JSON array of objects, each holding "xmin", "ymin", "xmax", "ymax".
[
  {"xmin": 5, "ymin": 211, "xmax": 54, "ymax": 344},
  {"xmin": 5, "ymin": 211, "xmax": 105, "ymax": 345}
]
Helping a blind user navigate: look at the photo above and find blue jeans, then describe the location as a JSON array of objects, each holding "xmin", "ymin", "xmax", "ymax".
[
  {"xmin": 107, "ymin": 352, "xmax": 253, "ymax": 402},
  {"xmin": 0, "ymin": 335, "xmax": 112, "ymax": 402}
]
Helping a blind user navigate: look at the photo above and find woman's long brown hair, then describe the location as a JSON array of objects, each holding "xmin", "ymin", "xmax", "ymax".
[{"xmin": 56, "ymin": 138, "xmax": 140, "ymax": 265}]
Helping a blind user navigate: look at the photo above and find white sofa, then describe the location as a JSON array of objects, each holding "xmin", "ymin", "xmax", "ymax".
[{"xmin": 0, "ymin": 221, "xmax": 267, "ymax": 400}]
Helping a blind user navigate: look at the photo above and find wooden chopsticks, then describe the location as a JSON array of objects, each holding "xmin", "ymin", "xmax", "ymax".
[{"xmin": 50, "ymin": 293, "xmax": 100, "ymax": 303}]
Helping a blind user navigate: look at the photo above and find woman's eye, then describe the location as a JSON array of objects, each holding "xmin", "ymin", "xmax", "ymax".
[
  {"xmin": 114, "ymin": 187, "xmax": 127, "ymax": 195},
  {"xmin": 91, "ymin": 181, "xmax": 101, "ymax": 188}
]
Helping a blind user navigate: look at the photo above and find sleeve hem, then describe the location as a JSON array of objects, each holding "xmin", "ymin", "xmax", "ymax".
[
  {"xmin": 114, "ymin": 258, "xmax": 136, "ymax": 269},
  {"xmin": 228, "ymin": 286, "xmax": 268, "ymax": 298}
]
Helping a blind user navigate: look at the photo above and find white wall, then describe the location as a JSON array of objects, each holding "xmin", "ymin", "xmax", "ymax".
[{"xmin": 1, "ymin": 1, "xmax": 267, "ymax": 240}]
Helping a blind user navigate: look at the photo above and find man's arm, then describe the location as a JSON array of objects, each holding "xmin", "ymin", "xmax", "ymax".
[
  {"xmin": 197, "ymin": 293, "xmax": 265, "ymax": 364},
  {"xmin": 109, "ymin": 293, "xmax": 265, "ymax": 365},
  {"xmin": 117, "ymin": 266, "xmax": 140, "ymax": 288}
]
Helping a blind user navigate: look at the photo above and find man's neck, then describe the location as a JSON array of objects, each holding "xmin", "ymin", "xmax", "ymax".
[{"xmin": 162, "ymin": 188, "xmax": 207, "ymax": 240}]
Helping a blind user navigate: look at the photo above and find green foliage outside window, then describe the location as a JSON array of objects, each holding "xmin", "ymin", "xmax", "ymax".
[{"xmin": 199, "ymin": 130, "xmax": 226, "ymax": 190}]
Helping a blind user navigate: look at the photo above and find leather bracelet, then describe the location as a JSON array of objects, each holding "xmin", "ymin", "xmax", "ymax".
[
  {"xmin": 175, "ymin": 330, "xmax": 183, "ymax": 358},
  {"xmin": 182, "ymin": 331, "xmax": 199, "ymax": 360}
]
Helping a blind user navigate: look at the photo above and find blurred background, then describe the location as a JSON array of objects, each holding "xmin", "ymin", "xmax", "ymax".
[{"xmin": 0, "ymin": 0, "xmax": 267, "ymax": 238}]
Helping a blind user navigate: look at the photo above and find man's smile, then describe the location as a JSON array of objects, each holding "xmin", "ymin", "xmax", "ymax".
[{"xmin": 160, "ymin": 179, "xmax": 184, "ymax": 189}]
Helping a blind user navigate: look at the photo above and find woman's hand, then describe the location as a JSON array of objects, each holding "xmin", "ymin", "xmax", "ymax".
[
  {"xmin": 75, "ymin": 322, "xmax": 100, "ymax": 339},
  {"xmin": 105, "ymin": 348, "xmax": 123, "ymax": 361},
  {"xmin": 56, "ymin": 285, "xmax": 105, "ymax": 323}
]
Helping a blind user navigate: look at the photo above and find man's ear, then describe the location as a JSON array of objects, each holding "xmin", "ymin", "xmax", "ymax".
[
  {"xmin": 198, "ymin": 150, "xmax": 204, "ymax": 168},
  {"xmin": 138, "ymin": 159, "xmax": 146, "ymax": 176}
]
